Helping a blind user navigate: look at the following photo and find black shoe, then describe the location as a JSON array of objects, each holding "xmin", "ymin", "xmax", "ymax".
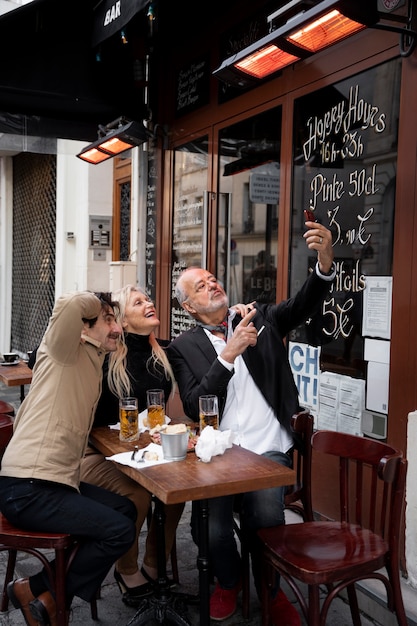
[
  {"xmin": 140, "ymin": 566, "xmax": 177, "ymax": 589},
  {"xmin": 113, "ymin": 569, "xmax": 153, "ymax": 607}
]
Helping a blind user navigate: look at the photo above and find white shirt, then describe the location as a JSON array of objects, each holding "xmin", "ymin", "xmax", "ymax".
[{"xmin": 203, "ymin": 309, "xmax": 293, "ymax": 455}]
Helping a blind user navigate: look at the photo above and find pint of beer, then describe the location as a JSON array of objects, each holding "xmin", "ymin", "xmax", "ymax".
[
  {"xmin": 199, "ymin": 394, "xmax": 219, "ymax": 432},
  {"xmin": 119, "ymin": 397, "xmax": 139, "ymax": 442},
  {"xmin": 146, "ymin": 389, "xmax": 165, "ymax": 429}
]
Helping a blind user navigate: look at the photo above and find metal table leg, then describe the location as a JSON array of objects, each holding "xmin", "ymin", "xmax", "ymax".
[
  {"xmin": 127, "ymin": 497, "xmax": 193, "ymax": 626},
  {"xmin": 196, "ymin": 498, "xmax": 210, "ymax": 626}
]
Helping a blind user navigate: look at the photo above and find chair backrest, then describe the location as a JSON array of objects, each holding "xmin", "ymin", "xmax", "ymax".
[
  {"xmin": 311, "ymin": 430, "xmax": 406, "ymax": 545},
  {"xmin": 0, "ymin": 401, "xmax": 15, "ymax": 417},
  {"xmin": 0, "ymin": 414, "xmax": 14, "ymax": 463},
  {"xmin": 285, "ymin": 409, "xmax": 314, "ymax": 521}
]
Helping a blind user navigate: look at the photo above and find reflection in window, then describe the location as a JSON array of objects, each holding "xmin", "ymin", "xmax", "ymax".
[
  {"xmin": 217, "ymin": 107, "xmax": 282, "ymax": 304},
  {"xmin": 170, "ymin": 137, "xmax": 209, "ymax": 339}
]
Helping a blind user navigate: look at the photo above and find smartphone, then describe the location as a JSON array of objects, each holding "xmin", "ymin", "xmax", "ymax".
[{"xmin": 304, "ymin": 209, "xmax": 317, "ymax": 222}]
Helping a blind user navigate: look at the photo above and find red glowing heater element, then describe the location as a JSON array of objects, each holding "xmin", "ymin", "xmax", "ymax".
[
  {"xmin": 286, "ymin": 9, "xmax": 366, "ymax": 52},
  {"xmin": 77, "ymin": 119, "xmax": 151, "ymax": 164},
  {"xmin": 213, "ymin": 0, "xmax": 415, "ymax": 88},
  {"xmin": 235, "ymin": 46, "xmax": 300, "ymax": 79}
]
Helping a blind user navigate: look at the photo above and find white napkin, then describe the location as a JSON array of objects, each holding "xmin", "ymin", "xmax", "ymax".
[
  {"xmin": 109, "ymin": 409, "xmax": 171, "ymax": 433},
  {"xmin": 106, "ymin": 443, "xmax": 170, "ymax": 468},
  {"xmin": 195, "ymin": 426, "xmax": 235, "ymax": 463}
]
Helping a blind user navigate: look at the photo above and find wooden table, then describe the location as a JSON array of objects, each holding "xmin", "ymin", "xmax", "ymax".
[
  {"xmin": 89, "ymin": 426, "xmax": 296, "ymax": 626},
  {"xmin": 0, "ymin": 360, "xmax": 32, "ymax": 402}
]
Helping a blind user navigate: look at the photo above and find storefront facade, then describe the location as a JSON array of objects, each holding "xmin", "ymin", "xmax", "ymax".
[
  {"xmin": 143, "ymin": 0, "xmax": 417, "ymax": 578},
  {"xmin": 0, "ymin": 0, "xmax": 416, "ymax": 586}
]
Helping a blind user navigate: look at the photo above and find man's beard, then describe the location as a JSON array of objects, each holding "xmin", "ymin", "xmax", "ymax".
[{"xmin": 196, "ymin": 295, "xmax": 228, "ymax": 316}]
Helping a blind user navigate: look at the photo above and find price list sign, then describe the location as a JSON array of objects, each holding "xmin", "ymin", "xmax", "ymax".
[{"xmin": 290, "ymin": 59, "xmax": 400, "ymax": 361}]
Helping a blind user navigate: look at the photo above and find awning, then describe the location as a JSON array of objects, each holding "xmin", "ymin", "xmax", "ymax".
[
  {"xmin": 0, "ymin": 0, "xmax": 149, "ymax": 141},
  {"xmin": 92, "ymin": 0, "xmax": 149, "ymax": 47}
]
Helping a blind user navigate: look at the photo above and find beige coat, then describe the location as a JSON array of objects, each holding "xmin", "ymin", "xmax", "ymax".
[{"xmin": 0, "ymin": 292, "xmax": 107, "ymax": 490}]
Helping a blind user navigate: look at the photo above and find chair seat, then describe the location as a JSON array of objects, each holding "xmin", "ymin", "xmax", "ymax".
[
  {"xmin": 0, "ymin": 514, "xmax": 75, "ymax": 549},
  {"xmin": 0, "ymin": 513, "xmax": 98, "ymax": 623},
  {"xmin": 259, "ymin": 521, "xmax": 388, "ymax": 585},
  {"xmin": 257, "ymin": 432, "xmax": 407, "ymax": 626},
  {"xmin": 0, "ymin": 401, "xmax": 14, "ymax": 416}
]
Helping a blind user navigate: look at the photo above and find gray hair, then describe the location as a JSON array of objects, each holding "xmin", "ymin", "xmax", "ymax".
[{"xmin": 174, "ymin": 277, "xmax": 188, "ymax": 306}]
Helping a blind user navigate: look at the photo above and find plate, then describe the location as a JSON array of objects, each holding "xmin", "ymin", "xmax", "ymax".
[
  {"xmin": 106, "ymin": 443, "xmax": 171, "ymax": 468},
  {"xmin": 0, "ymin": 361, "xmax": 20, "ymax": 366}
]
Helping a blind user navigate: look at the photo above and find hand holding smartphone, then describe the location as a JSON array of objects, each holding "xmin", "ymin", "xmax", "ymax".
[{"xmin": 304, "ymin": 209, "xmax": 316, "ymax": 222}]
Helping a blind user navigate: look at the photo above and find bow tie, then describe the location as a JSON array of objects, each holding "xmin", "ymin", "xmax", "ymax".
[{"xmin": 196, "ymin": 320, "xmax": 228, "ymax": 336}]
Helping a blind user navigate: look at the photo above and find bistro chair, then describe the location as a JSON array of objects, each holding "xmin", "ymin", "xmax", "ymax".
[
  {"xmin": 0, "ymin": 400, "xmax": 14, "ymax": 417},
  {"xmin": 234, "ymin": 409, "xmax": 315, "ymax": 618},
  {"xmin": 0, "ymin": 413, "xmax": 13, "ymax": 460},
  {"xmin": 0, "ymin": 414, "xmax": 98, "ymax": 625},
  {"xmin": 258, "ymin": 430, "xmax": 408, "ymax": 626}
]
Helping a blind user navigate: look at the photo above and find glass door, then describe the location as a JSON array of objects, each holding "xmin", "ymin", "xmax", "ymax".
[
  {"xmin": 170, "ymin": 136, "xmax": 209, "ymax": 339},
  {"xmin": 217, "ymin": 107, "xmax": 282, "ymax": 304}
]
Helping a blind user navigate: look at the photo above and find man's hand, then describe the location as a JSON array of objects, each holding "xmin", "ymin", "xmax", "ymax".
[
  {"xmin": 230, "ymin": 302, "xmax": 256, "ymax": 317},
  {"xmin": 303, "ymin": 222, "xmax": 334, "ymax": 273},
  {"xmin": 221, "ymin": 308, "xmax": 258, "ymax": 364}
]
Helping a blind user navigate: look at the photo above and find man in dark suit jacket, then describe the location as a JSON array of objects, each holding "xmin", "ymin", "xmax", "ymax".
[{"xmin": 167, "ymin": 220, "xmax": 335, "ymax": 624}]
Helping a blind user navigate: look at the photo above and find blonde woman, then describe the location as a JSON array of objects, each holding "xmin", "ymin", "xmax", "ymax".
[{"xmin": 80, "ymin": 285, "xmax": 184, "ymax": 607}]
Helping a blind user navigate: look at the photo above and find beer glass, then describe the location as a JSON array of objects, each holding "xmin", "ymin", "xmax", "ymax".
[
  {"xmin": 199, "ymin": 394, "xmax": 219, "ymax": 432},
  {"xmin": 146, "ymin": 389, "xmax": 165, "ymax": 429},
  {"xmin": 119, "ymin": 397, "xmax": 139, "ymax": 442}
]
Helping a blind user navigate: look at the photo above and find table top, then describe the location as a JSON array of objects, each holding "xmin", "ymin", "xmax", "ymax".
[
  {"xmin": 0, "ymin": 360, "xmax": 33, "ymax": 387},
  {"xmin": 89, "ymin": 426, "xmax": 296, "ymax": 505}
]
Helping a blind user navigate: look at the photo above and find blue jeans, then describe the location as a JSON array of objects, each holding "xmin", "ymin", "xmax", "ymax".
[
  {"xmin": 191, "ymin": 450, "xmax": 292, "ymax": 597},
  {"xmin": 0, "ymin": 477, "xmax": 136, "ymax": 604}
]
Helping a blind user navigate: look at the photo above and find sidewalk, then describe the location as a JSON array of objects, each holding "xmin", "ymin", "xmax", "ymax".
[
  {"xmin": 0, "ymin": 502, "xmax": 378, "ymax": 626},
  {"xmin": 1, "ymin": 381, "xmax": 416, "ymax": 625}
]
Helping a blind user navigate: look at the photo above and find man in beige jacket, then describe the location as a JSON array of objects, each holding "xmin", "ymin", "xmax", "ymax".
[{"xmin": 0, "ymin": 291, "xmax": 136, "ymax": 626}]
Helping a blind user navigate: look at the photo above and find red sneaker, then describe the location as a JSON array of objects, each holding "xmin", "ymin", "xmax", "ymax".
[
  {"xmin": 210, "ymin": 581, "xmax": 241, "ymax": 621},
  {"xmin": 270, "ymin": 589, "xmax": 301, "ymax": 626}
]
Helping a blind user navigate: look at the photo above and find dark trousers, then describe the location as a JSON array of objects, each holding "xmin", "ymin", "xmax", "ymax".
[
  {"xmin": 190, "ymin": 450, "xmax": 292, "ymax": 597},
  {"xmin": 0, "ymin": 477, "xmax": 136, "ymax": 603}
]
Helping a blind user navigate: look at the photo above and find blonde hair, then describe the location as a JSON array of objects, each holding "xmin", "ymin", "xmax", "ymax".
[{"xmin": 107, "ymin": 284, "xmax": 176, "ymax": 398}]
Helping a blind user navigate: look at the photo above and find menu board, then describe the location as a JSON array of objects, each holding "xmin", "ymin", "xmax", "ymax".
[
  {"xmin": 145, "ymin": 144, "xmax": 157, "ymax": 302},
  {"xmin": 289, "ymin": 59, "xmax": 400, "ymax": 369},
  {"xmin": 175, "ymin": 56, "xmax": 210, "ymax": 117}
]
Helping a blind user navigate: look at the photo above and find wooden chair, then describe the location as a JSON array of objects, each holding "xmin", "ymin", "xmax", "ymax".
[
  {"xmin": 0, "ymin": 400, "xmax": 15, "ymax": 417},
  {"xmin": 234, "ymin": 409, "xmax": 315, "ymax": 618},
  {"xmin": 0, "ymin": 413, "xmax": 14, "ymax": 456},
  {"xmin": 0, "ymin": 414, "xmax": 98, "ymax": 625},
  {"xmin": 258, "ymin": 430, "xmax": 408, "ymax": 626}
]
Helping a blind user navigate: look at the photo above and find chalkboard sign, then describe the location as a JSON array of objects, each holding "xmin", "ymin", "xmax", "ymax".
[
  {"xmin": 145, "ymin": 144, "xmax": 158, "ymax": 302},
  {"xmin": 171, "ymin": 260, "xmax": 195, "ymax": 338},
  {"xmin": 175, "ymin": 55, "xmax": 210, "ymax": 117},
  {"xmin": 289, "ymin": 59, "xmax": 400, "ymax": 371}
]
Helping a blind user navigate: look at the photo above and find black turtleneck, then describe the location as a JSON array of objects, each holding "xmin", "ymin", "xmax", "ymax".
[{"xmin": 93, "ymin": 333, "xmax": 172, "ymax": 427}]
